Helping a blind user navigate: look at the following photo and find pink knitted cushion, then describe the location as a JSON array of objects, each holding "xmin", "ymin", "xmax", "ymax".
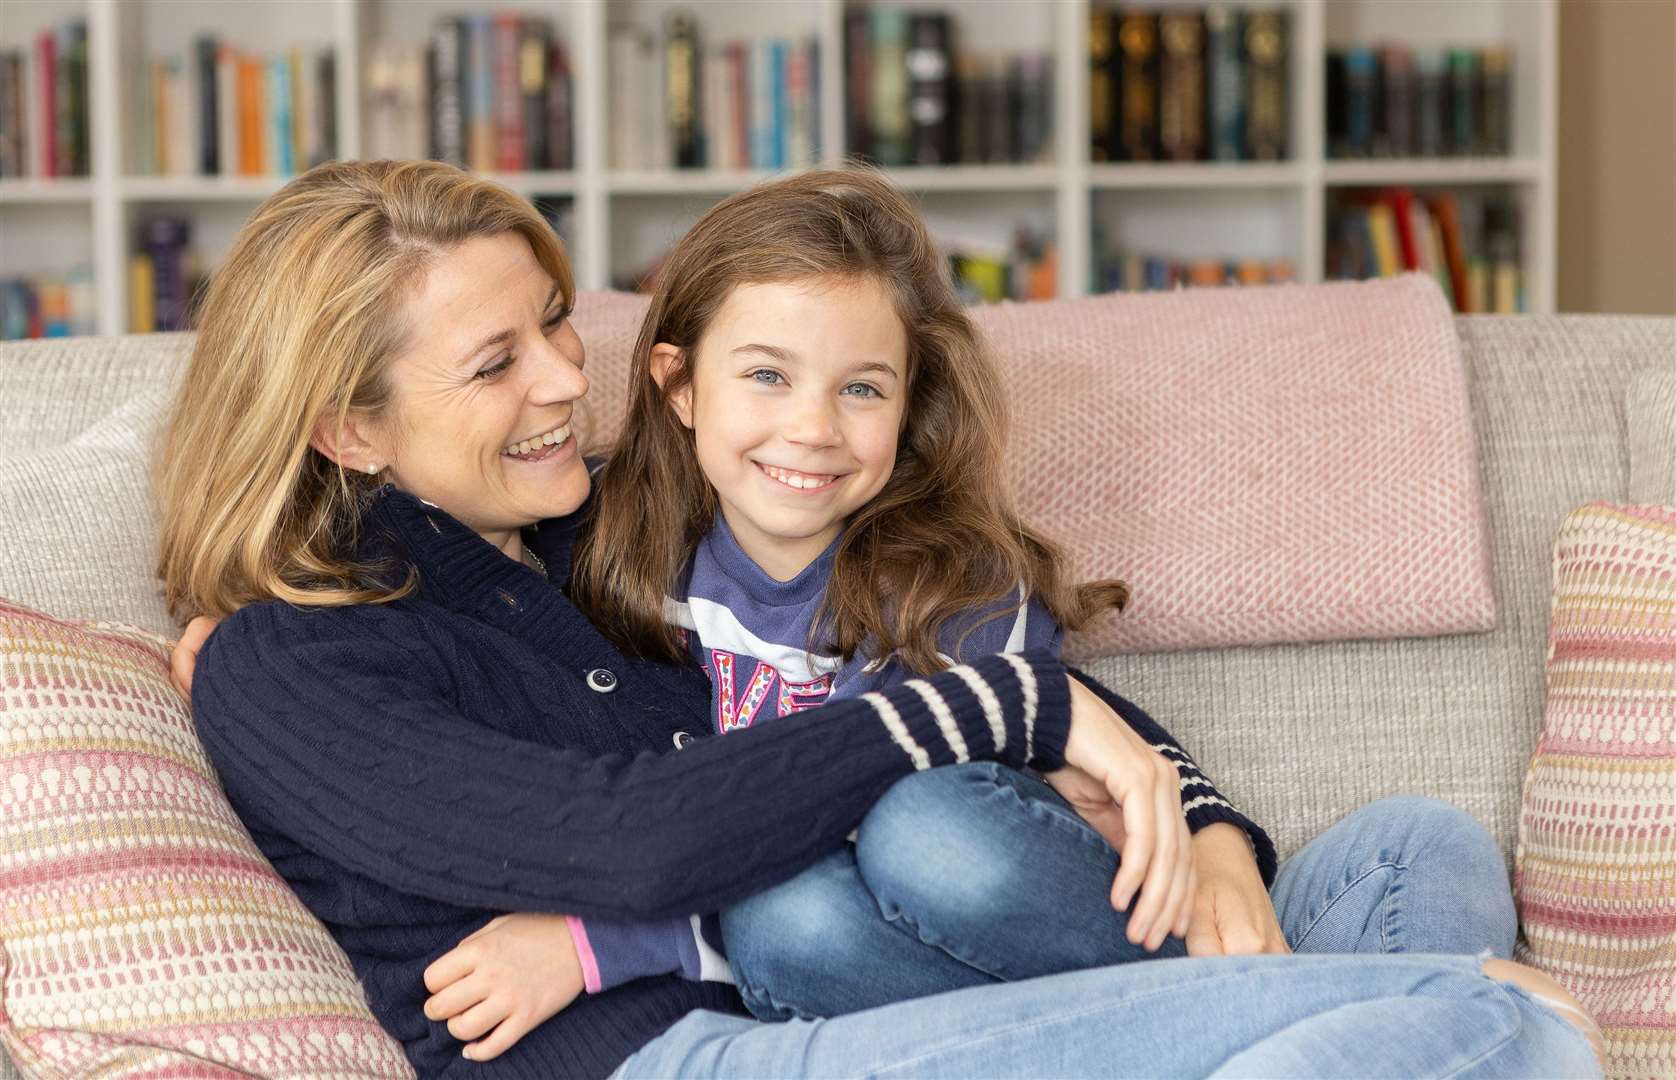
[
  {"xmin": 570, "ymin": 274, "xmax": 1493, "ymax": 658},
  {"xmin": 1514, "ymin": 503, "xmax": 1676, "ymax": 1079},
  {"xmin": 0, "ymin": 600, "xmax": 413, "ymax": 1078}
]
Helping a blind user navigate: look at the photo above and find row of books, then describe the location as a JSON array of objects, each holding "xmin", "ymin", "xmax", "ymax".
[
  {"xmin": 949, "ymin": 227, "xmax": 1058, "ymax": 305},
  {"xmin": 1327, "ymin": 45, "xmax": 1512, "ymax": 159},
  {"xmin": 0, "ymin": 266, "xmax": 95, "ymax": 340},
  {"xmin": 846, "ymin": 9, "xmax": 1052, "ymax": 167},
  {"xmin": 132, "ymin": 40, "xmax": 337, "ymax": 178},
  {"xmin": 0, "ymin": 19, "xmax": 90, "ymax": 179},
  {"xmin": 1326, "ymin": 189, "xmax": 1521, "ymax": 313},
  {"xmin": 367, "ymin": 14, "xmax": 573, "ymax": 171},
  {"xmin": 610, "ymin": 18, "xmax": 819, "ymax": 172},
  {"xmin": 1093, "ymin": 252, "xmax": 1295, "ymax": 293},
  {"xmin": 1090, "ymin": 6, "xmax": 1288, "ymax": 163}
]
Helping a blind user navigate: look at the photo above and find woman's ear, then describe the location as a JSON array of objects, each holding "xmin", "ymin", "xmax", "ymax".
[
  {"xmin": 649, "ymin": 344, "xmax": 694, "ymax": 429},
  {"xmin": 309, "ymin": 409, "xmax": 389, "ymax": 475}
]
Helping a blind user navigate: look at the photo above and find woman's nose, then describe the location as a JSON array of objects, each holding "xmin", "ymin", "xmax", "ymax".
[{"xmin": 529, "ymin": 339, "xmax": 588, "ymax": 405}]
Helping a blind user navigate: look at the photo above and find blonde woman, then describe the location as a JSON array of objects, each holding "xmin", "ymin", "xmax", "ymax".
[{"xmin": 160, "ymin": 160, "xmax": 1601, "ymax": 1078}]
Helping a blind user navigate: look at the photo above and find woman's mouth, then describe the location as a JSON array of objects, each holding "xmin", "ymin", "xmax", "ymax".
[{"xmin": 502, "ymin": 422, "xmax": 574, "ymax": 463}]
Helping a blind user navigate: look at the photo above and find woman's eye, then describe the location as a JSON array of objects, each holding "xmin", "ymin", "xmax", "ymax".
[
  {"xmin": 749, "ymin": 369, "xmax": 784, "ymax": 385},
  {"xmin": 477, "ymin": 356, "xmax": 513, "ymax": 380},
  {"xmin": 543, "ymin": 307, "xmax": 571, "ymax": 332},
  {"xmin": 842, "ymin": 382, "xmax": 881, "ymax": 398}
]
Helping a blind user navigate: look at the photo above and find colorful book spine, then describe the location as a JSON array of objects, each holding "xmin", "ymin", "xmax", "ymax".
[
  {"xmin": 268, "ymin": 56, "xmax": 293, "ymax": 175},
  {"xmin": 1158, "ymin": 12, "xmax": 1205, "ymax": 162},
  {"xmin": 431, "ymin": 18, "xmax": 465, "ymax": 165},
  {"xmin": 493, "ymin": 13, "xmax": 523, "ymax": 170},
  {"xmin": 1448, "ymin": 48, "xmax": 1478, "ymax": 156},
  {"xmin": 466, "ymin": 15, "xmax": 494, "ymax": 171},
  {"xmin": 868, "ymin": 8, "xmax": 910, "ymax": 166},
  {"xmin": 519, "ymin": 19, "xmax": 549, "ymax": 170},
  {"xmin": 1244, "ymin": 10, "xmax": 1287, "ymax": 160},
  {"xmin": 906, "ymin": 13, "xmax": 953, "ymax": 165},
  {"xmin": 1205, "ymin": 6, "xmax": 1243, "ymax": 161},
  {"xmin": 666, "ymin": 12, "xmax": 701, "ymax": 168},
  {"xmin": 1117, "ymin": 12, "xmax": 1158, "ymax": 161}
]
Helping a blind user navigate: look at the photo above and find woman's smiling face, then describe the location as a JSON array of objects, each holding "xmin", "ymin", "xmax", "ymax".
[{"xmin": 368, "ymin": 231, "xmax": 590, "ymax": 554}]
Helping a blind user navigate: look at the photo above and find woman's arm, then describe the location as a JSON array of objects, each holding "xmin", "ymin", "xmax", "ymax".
[{"xmin": 192, "ymin": 600, "xmax": 1074, "ymax": 922}]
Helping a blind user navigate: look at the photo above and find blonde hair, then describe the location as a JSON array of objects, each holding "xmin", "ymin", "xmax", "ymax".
[
  {"xmin": 155, "ymin": 159, "xmax": 574, "ymax": 621},
  {"xmin": 572, "ymin": 168, "xmax": 1125, "ymax": 673}
]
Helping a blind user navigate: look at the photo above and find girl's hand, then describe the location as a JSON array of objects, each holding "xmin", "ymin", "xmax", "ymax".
[
  {"xmin": 1060, "ymin": 676, "xmax": 1196, "ymax": 952},
  {"xmin": 1185, "ymin": 822, "xmax": 1291, "ymax": 957},
  {"xmin": 422, "ymin": 913, "xmax": 585, "ymax": 1062},
  {"xmin": 169, "ymin": 615, "xmax": 220, "ymax": 697}
]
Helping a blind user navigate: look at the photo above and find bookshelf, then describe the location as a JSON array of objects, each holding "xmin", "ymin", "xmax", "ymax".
[{"xmin": 0, "ymin": 0, "xmax": 1559, "ymax": 336}]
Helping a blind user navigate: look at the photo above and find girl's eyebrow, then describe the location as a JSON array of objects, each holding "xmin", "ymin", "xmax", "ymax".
[{"xmin": 731, "ymin": 343, "xmax": 900, "ymax": 379}]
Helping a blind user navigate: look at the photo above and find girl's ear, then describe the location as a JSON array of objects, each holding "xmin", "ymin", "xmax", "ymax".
[
  {"xmin": 310, "ymin": 409, "xmax": 390, "ymax": 474},
  {"xmin": 649, "ymin": 343, "xmax": 694, "ymax": 429}
]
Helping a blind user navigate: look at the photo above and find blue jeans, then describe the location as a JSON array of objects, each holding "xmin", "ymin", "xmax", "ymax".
[
  {"xmin": 614, "ymin": 768, "xmax": 1593, "ymax": 1077},
  {"xmin": 720, "ymin": 765, "xmax": 1516, "ymax": 1020}
]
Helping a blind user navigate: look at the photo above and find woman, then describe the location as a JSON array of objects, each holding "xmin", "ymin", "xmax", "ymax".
[{"xmin": 158, "ymin": 160, "xmax": 1600, "ymax": 1078}]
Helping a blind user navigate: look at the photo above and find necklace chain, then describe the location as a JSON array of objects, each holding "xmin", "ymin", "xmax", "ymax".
[{"xmin": 521, "ymin": 546, "xmax": 549, "ymax": 581}]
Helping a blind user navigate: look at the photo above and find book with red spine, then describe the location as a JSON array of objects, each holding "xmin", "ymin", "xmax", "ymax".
[
  {"xmin": 493, "ymin": 13, "xmax": 524, "ymax": 170},
  {"xmin": 1389, "ymin": 187, "xmax": 1419, "ymax": 271}
]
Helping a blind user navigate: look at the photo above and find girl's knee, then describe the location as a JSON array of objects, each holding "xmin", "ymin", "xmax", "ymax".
[{"xmin": 1479, "ymin": 959, "xmax": 1606, "ymax": 1074}]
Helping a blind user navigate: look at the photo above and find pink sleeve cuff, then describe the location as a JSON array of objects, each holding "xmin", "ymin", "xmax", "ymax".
[{"xmin": 565, "ymin": 915, "xmax": 603, "ymax": 994}]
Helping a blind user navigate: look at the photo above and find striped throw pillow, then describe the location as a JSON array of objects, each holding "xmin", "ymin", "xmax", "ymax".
[
  {"xmin": 0, "ymin": 599, "xmax": 413, "ymax": 1078},
  {"xmin": 1515, "ymin": 503, "xmax": 1676, "ymax": 1079}
]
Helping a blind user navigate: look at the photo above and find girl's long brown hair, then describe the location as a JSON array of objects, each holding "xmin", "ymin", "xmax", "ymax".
[{"xmin": 571, "ymin": 168, "xmax": 1125, "ymax": 673}]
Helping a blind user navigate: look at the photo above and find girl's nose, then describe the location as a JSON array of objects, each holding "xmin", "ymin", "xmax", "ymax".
[{"xmin": 783, "ymin": 398, "xmax": 841, "ymax": 448}]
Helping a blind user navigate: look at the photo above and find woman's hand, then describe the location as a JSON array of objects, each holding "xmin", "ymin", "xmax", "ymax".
[
  {"xmin": 1185, "ymin": 822, "xmax": 1291, "ymax": 957},
  {"xmin": 422, "ymin": 912, "xmax": 585, "ymax": 1062},
  {"xmin": 1059, "ymin": 676, "xmax": 1196, "ymax": 952},
  {"xmin": 169, "ymin": 615, "xmax": 220, "ymax": 698}
]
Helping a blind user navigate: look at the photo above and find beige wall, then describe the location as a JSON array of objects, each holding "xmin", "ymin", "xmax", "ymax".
[{"xmin": 1558, "ymin": 0, "xmax": 1676, "ymax": 314}]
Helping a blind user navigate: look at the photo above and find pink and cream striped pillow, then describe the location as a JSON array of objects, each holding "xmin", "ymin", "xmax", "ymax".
[
  {"xmin": 0, "ymin": 599, "xmax": 413, "ymax": 1078},
  {"xmin": 1515, "ymin": 503, "xmax": 1676, "ymax": 1079}
]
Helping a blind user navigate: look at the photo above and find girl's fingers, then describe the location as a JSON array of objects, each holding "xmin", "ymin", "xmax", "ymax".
[
  {"xmin": 447, "ymin": 996, "xmax": 510, "ymax": 1043},
  {"xmin": 422, "ymin": 947, "xmax": 476, "ymax": 995},
  {"xmin": 424, "ymin": 973, "xmax": 488, "ymax": 1022},
  {"xmin": 1172, "ymin": 864, "xmax": 1197, "ymax": 940},
  {"xmin": 1150, "ymin": 831, "xmax": 1194, "ymax": 951},
  {"xmin": 465, "ymin": 1013, "xmax": 536, "ymax": 1063}
]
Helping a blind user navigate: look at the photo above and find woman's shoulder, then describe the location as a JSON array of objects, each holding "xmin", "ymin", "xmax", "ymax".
[{"xmin": 199, "ymin": 597, "xmax": 441, "ymax": 692}]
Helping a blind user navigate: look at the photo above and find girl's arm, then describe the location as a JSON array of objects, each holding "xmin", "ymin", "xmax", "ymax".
[{"xmin": 191, "ymin": 599, "xmax": 1074, "ymax": 921}]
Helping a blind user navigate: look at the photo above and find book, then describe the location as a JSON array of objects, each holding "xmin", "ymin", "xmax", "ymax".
[
  {"xmin": 1448, "ymin": 48, "xmax": 1478, "ymax": 156},
  {"xmin": 1414, "ymin": 47, "xmax": 1447, "ymax": 156},
  {"xmin": 906, "ymin": 13, "xmax": 953, "ymax": 165},
  {"xmin": 431, "ymin": 18, "xmax": 465, "ymax": 165},
  {"xmin": 493, "ymin": 13, "xmax": 524, "ymax": 170},
  {"xmin": 56, "ymin": 19, "xmax": 86, "ymax": 175},
  {"xmin": 608, "ymin": 25, "xmax": 641, "ymax": 169},
  {"xmin": 1012, "ymin": 54, "xmax": 1051, "ymax": 163},
  {"xmin": 1365, "ymin": 201, "xmax": 1400, "ymax": 276},
  {"xmin": 1480, "ymin": 46, "xmax": 1510, "ymax": 156},
  {"xmin": 545, "ymin": 39, "xmax": 572, "ymax": 170},
  {"xmin": 844, "ymin": 8, "xmax": 872, "ymax": 160},
  {"xmin": 141, "ymin": 216, "xmax": 192, "ymax": 332},
  {"xmin": 1116, "ymin": 12, "xmax": 1158, "ymax": 161},
  {"xmin": 666, "ymin": 12, "xmax": 702, "ymax": 168},
  {"xmin": 1089, "ymin": 9, "xmax": 1119, "ymax": 162},
  {"xmin": 1389, "ymin": 187, "xmax": 1418, "ymax": 270},
  {"xmin": 36, "ymin": 30, "xmax": 56, "ymax": 178},
  {"xmin": 194, "ymin": 37, "xmax": 219, "ymax": 174},
  {"xmin": 129, "ymin": 254, "xmax": 155, "ymax": 334},
  {"xmin": 1428, "ymin": 193, "xmax": 1469, "ymax": 310},
  {"xmin": 1158, "ymin": 12, "xmax": 1205, "ymax": 162},
  {"xmin": 1244, "ymin": 10, "xmax": 1287, "ymax": 160},
  {"xmin": 1381, "ymin": 45, "xmax": 1413, "ymax": 158},
  {"xmin": 518, "ymin": 20, "xmax": 548, "ymax": 170},
  {"xmin": 787, "ymin": 39, "xmax": 817, "ymax": 169},
  {"xmin": 1205, "ymin": 6, "xmax": 1244, "ymax": 161},
  {"xmin": 466, "ymin": 15, "xmax": 494, "ymax": 171},
  {"xmin": 868, "ymin": 8, "xmax": 910, "ymax": 166},
  {"xmin": 0, "ymin": 54, "xmax": 23, "ymax": 176}
]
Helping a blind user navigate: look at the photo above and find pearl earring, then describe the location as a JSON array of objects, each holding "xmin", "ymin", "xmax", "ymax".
[{"xmin": 365, "ymin": 463, "xmax": 379, "ymax": 475}]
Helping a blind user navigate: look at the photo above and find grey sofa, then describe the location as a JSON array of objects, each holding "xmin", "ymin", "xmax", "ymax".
[{"xmin": 0, "ymin": 313, "xmax": 1672, "ymax": 1079}]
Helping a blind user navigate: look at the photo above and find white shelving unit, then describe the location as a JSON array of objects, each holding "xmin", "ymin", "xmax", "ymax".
[{"xmin": 0, "ymin": 0, "xmax": 1559, "ymax": 335}]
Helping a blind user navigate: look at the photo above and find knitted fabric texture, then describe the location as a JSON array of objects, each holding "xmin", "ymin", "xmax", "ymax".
[
  {"xmin": 571, "ymin": 275, "xmax": 1494, "ymax": 658},
  {"xmin": 1514, "ymin": 503, "xmax": 1676, "ymax": 1079},
  {"xmin": 0, "ymin": 600, "xmax": 413, "ymax": 1078}
]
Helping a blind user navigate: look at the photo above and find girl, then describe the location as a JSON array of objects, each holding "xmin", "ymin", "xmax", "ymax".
[{"xmin": 438, "ymin": 169, "xmax": 1258, "ymax": 1039}]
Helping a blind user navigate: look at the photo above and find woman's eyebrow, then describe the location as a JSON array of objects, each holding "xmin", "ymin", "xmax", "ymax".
[{"xmin": 454, "ymin": 281, "xmax": 562, "ymax": 368}]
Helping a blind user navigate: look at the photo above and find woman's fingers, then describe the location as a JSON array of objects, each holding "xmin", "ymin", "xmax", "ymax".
[
  {"xmin": 1107, "ymin": 758, "xmax": 1156, "ymax": 922},
  {"xmin": 1127, "ymin": 756, "xmax": 1180, "ymax": 944},
  {"xmin": 447, "ymin": 996, "xmax": 510, "ymax": 1043},
  {"xmin": 1172, "ymin": 863, "xmax": 1197, "ymax": 940},
  {"xmin": 169, "ymin": 615, "xmax": 218, "ymax": 697},
  {"xmin": 1150, "ymin": 831, "xmax": 1195, "ymax": 951}
]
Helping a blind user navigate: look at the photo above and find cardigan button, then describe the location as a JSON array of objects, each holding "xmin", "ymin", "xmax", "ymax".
[
  {"xmin": 585, "ymin": 668, "xmax": 618, "ymax": 693},
  {"xmin": 672, "ymin": 731, "xmax": 694, "ymax": 749}
]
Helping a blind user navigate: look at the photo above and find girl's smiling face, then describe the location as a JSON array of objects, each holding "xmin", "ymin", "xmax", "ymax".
[
  {"xmin": 655, "ymin": 276, "xmax": 910, "ymax": 581},
  {"xmin": 362, "ymin": 232, "xmax": 591, "ymax": 555}
]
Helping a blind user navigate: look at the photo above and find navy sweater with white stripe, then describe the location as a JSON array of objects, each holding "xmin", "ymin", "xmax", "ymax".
[{"xmin": 191, "ymin": 486, "xmax": 1275, "ymax": 1079}]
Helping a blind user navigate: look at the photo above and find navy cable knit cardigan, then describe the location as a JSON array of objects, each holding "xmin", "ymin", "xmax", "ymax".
[{"xmin": 191, "ymin": 487, "xmax": 1276, "ymax": 1079}]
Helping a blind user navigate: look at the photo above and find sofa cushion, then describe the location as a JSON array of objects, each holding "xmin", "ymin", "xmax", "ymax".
[
  {"xmin": 1627, "ymin": 369, "xmax": 1676, "ymax": 505},
  {"xmin": 0, "ymin": 388, "xmax": 177, "ymax": 639},
  {"xmin": 1514, "ymin": 502, "xmax": 1676, "ymax": 1078},
  {"xmin": 0, "ymin": 599, "xmax": 413, "ymax": 1078},
  {"xmin": 572, "ymin": 277, "xmax": 1495, "ymax": 659}
]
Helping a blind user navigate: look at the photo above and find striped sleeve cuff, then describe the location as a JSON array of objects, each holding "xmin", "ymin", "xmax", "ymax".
[
  {"xmin": 858, "ymin": 650, "xmax": 1071, "ymax": 774},
  {"xmin": 1154, "ymin": 742, "xmax": 1279, "ymax": 887}
]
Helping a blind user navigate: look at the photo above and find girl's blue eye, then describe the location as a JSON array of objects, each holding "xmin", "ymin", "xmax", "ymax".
[
  {"xmin": 750, "ymin": 369, "xmax": 784, "ymax": 385},
  {"xmin": 842, "ymin": 382, "xmax": 881, "ymax": 398}
]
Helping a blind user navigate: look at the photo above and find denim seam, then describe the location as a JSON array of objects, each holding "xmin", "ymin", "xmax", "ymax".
[
  {"xmin": 731, "ymin": 975, "xmax": 823, "ymax": 1023},
  {"xmin": 1291, "ymin": 858, "xmax": 1406, "ymax": 953},
  {"xmin": 1437, "ymin": 978, "xmax": 1526, "ymax": 1078}
]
